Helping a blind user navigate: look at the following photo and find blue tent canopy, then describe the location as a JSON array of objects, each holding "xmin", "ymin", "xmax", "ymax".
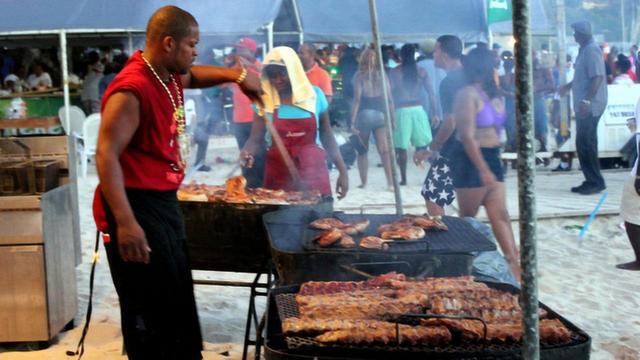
[
  {"xmin": 0, "ymin": 0, "xmax": 282, "ymax": 36},
  {"xmin": 297, "ymin": 0, "xmax": 489, "ymax": 43}
]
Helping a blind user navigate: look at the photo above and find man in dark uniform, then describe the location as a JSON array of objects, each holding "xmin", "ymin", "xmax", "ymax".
[{"xmin": 94, "ymin": 6, "xmax": 261, "ymax": 359}]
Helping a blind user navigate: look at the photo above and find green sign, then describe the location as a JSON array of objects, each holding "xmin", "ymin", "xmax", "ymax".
[{"xmin": 487, "ymin": 0, "xmax": 512, "ymax": 24}]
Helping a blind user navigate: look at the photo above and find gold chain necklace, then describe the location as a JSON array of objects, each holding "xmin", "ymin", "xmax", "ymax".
[{"xmin": 141, "ymin": 54, "xmax": 190, "ymax": 169}]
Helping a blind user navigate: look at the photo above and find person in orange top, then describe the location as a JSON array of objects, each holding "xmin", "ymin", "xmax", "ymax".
[
  {"xmin": 230, "ymin": 37, "xmax": 265, "ymax": 187},
  {"xmin": 298, "ymin": 43, "xmax": 333, "ymax": 103}
]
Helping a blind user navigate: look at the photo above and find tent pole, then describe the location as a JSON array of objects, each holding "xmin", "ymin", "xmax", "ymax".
[
  {"xmin": 367, "ymin": 0, "xmax": 403, "ymax": 215},
  {"xmin": 266, "ymin": 22, "xmax": 274, "ymax": 51},
  {"xmin": 128, "ymin": 31, "xmax": 134, "ymax": 55},
  {"xmin": 512, "ymin": 1, "xmax": 539, "ymax": 359},
  {"xmin": 556, "ymin": 0, "xmax": 569, "ymax": 137},
  {"xmin": 291, "ymin": 0, "xmax": 304, "ymax": 46},
  {"xmin": 59, "ymin": 29, "xmax": 82, "ymax": 267},
  {"xmin": 60, "ymin": 30, "xmax": 71, "ymax": 133}
]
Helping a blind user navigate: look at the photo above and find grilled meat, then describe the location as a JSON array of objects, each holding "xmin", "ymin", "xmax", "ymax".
[
  {"xmin": 313, "ymin": 228, "xmax": 344, "ymax": 247},
  {"xmin": 315, "ymin": 325, "xmax": 452, "ymax": 346},
  {"xmin": 289, "ymin": 273, "xmax": 573, "ymax": 348},
  {"xmin": 310, "ymin": 218, "xmax": 346, "ymax": 230},
  {"xmin": 421, "ymin": 318, "xmax": 570, "ymax": 343},
  {"xmin": 338, "ymin": 234, "xmax": 356, "ymax": 248},
  {"xmin": 380, "ymin": 225, "xmax": 425, "ymax": 241},
  {"xmin": 351, "ymin": 219, "xmax": 370, "ymax": 233},
  {"xmin": 404, "ymin": 214, "xmax": 449, "ymax": 230},
  {"xmin": 299, "ymin": 301, "xmax": 424, "ymax": 320},
  {"xmin": 283, "ymin": 318, "xmax": 402, "ymax": 334},
  {"xmin": 359, "ymin": 236, "xmax": 389, "ymax": 250}
]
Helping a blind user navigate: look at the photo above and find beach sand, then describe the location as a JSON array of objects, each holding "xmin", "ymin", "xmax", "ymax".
[{"xmin": 1, "ymin": 138, "xmax": 638, "ymax": 360}]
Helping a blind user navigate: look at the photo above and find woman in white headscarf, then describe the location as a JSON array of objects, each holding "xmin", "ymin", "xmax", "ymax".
[{"xmin": 240, "ymin": 46, "xmax": 348, "ymax": 199}]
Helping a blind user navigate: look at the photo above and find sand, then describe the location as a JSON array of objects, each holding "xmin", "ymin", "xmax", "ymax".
[{"xmin": 1, "ymin": 136, "xmax": 638, "ymax": 360}]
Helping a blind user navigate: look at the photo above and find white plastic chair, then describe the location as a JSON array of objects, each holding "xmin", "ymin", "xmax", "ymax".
[
  {"xmin": 81, "ymin": 114, "xmax": 101, "ymax": 178},
  {"xmin": 58, "ymin": 105, "xmax": 86, "ymax": 138},
  {"xmin": 58, "ymin": 105, "xmax": 88, "ymax": 178}
]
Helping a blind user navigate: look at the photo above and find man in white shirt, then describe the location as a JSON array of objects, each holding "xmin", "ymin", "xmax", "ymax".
[{"xmin": 26, "ymin": 63, "xmax": 52, "ymax": 91}]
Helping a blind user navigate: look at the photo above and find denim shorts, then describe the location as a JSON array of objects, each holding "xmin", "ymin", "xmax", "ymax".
[{"xmin": 450, "ymin": 146, "xmax": 504, "ymax": 188}]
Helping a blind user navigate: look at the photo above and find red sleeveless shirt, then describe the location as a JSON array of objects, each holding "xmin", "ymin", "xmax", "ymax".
[{"xmin": 93, "ymin": 51, "xmax": 185, "ymax": 233}]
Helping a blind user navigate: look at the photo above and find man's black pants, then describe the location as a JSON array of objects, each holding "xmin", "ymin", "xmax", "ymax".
[
  {"xmin": 104, "ymin": 190, "xmax": 203, "ymax": 360},
  {"xmin": 575, "ymin": 114, "xmax": 605, "ymax": 188}
]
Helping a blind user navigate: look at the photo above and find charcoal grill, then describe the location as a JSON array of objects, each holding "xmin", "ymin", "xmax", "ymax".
[
  {"xmin": 264, "ymin": 284, "xmax": 591, "ymax": 360},
  {"xmin": 263, "ymin": 208, "xmax": 497, "ymax": 284},
  {"xmin": 179, "ymin": 199, "xmax": 331, "ymax": 360}
]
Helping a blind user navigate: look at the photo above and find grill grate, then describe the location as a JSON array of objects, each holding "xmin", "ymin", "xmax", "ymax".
[{"xmin": 274, "ymin": 290, "xmax": 589, "ymax": 356}]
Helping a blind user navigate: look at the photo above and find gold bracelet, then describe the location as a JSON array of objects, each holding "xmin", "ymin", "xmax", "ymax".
[{"xmin": 235, "ymin": 68, "xmax": 247, "ymax": 84}]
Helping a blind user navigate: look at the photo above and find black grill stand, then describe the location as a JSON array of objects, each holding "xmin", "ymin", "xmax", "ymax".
[{"xmin": 192, "ymin": 262, "xmax": 275, "ymax": 360}]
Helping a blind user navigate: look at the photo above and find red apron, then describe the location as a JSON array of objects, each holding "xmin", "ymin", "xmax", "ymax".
[{"xmin": 263, "ymin": 109, "xmax": 332, "ymax": 195}]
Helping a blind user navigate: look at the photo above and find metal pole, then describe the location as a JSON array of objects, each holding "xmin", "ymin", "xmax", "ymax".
[
  {"xmin": 367, "ymin": 0, "xmax": 403, "ymax": 215},
  {"xmin": 512, "ymin": 1, "xmax": 539, "ymax": 359},
  {"xmin": 59, "ymin": 29, "xmax": 71, "ymax": 133},
  {"xmin": 266, "ymin": 22, "xmax": 274, "ymax": 51},
  {"xmin": 59, "ymin": 29, "xmax": 82, "ymax": 266},
  {"xmin": 556, "ymin": 0, "xmax": 569, "ymax": 137},
  {"xmin": 622, "ymin": 0, "xmax": 627, "ymax": 44},
  {"xmin": 128, "ymin": 31, "xmax": 134, "ymax": 55},
  {"xmin": 291, "ymin": 0, "xmax": 304, "ymax": 47}
]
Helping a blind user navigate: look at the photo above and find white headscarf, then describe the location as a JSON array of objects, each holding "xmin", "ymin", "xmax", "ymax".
[{"xmin": 257, "ymin": 46, "xmax": 316, "ymax": 116}]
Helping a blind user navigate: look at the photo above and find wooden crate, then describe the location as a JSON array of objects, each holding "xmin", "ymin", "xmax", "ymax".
[{"xmin": 0, "ymin": 160, "xmax": 33, "ymax": 195}]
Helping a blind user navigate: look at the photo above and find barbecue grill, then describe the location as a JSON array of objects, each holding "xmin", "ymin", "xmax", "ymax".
[
  {"xmin": 263, "ymin": 208, "xmax": 497, "ymax": 284},
  {"xmin": 179, "ymin": 199, "xmax": 331, "ymax": 360},
  {"xmin": 264, "ymin": 283, "xmax": 591, "ymax": 360}
]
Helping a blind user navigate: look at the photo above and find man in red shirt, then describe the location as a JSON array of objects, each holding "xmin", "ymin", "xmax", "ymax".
[
  {"xmin": 94, "ymin": 6, "xmax": 261, "ymax": 359},
  {"xmin": 230, "ymin": 37, "xmax": 265, "ymax": 187},
  {"xmin": 298, "ymin": 43, "xmax": 333, "ymax": 103}
]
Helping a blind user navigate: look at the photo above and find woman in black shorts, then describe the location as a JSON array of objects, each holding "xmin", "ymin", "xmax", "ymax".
[
  {"xmin": 451, "ymin": 47, "xmax": 520, "ymax": 281},
  {"xmin": 350, "ymin": 49, "xmax": 393, "ymax": 189}
]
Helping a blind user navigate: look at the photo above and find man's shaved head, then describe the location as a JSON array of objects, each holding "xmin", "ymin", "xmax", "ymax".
[{"xmin": 146, "ymin": 6, "xmax": 198, "ymax": 44}]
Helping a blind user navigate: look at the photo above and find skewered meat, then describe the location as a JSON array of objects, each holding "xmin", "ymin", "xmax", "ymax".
[
  {"xmin": 309, "ymin": 218, "xmax": 346, "ymax": 230},
  {"xmin": 314, "ymin": 228, "xmax": 343, "ymax": 247},
  {"xmin": 359, "ymin": 236, "xmax": 389, "ymax": 250},
  {"xmin": 380, "ymin": 226, "xmax": 425, "ymax": 240},
  {"xmin": 338, "ymin": 234, "xmax": 356, "ymax": 248},
  {"xmin": 315, "ymin": 325, "xmax": 452, "ymax": 346}
]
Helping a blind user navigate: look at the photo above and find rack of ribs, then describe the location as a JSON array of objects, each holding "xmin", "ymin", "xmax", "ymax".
[{"xmin": 315, "ymin": 325, "xmax": 452, "ymax": 346}]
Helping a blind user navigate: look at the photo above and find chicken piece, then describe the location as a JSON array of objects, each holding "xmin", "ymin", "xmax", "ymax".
[
  {"xmin": 405, "ymin": 214, "xmax": 449, "ymax": 231},
  {"xmin": 225, "ymin": 175, "xmax": 247, "ymax": 196},
  {"xmin": 314, "ymin": 228, "xmax": 343, "ymax": 247},
  {"xmin": 310, "ymin": 218, "xmax": 346, "ymax": 230},
  {"xmin": 359, "ymin": 236, "xmax": 389, "ymax": 250},
  {"xmin": 351, "ymin": 219, "xmax": 370, "ymax": 233},
  {"xmin": 338, "ymin": 234, "xmax": 356, "ymax": 248},
  {"xmin": 340, "ymin": 225, "xmax": 359, "ymax": 235},
  {"xmin": 380, "ymin": 226, "xmax": 425, "ymax": 241}
]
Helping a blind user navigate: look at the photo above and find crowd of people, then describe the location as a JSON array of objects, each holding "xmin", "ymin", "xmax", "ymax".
[{"xmin": 0, "ymin": 47, "xmax": 129, "ymax": 116}]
